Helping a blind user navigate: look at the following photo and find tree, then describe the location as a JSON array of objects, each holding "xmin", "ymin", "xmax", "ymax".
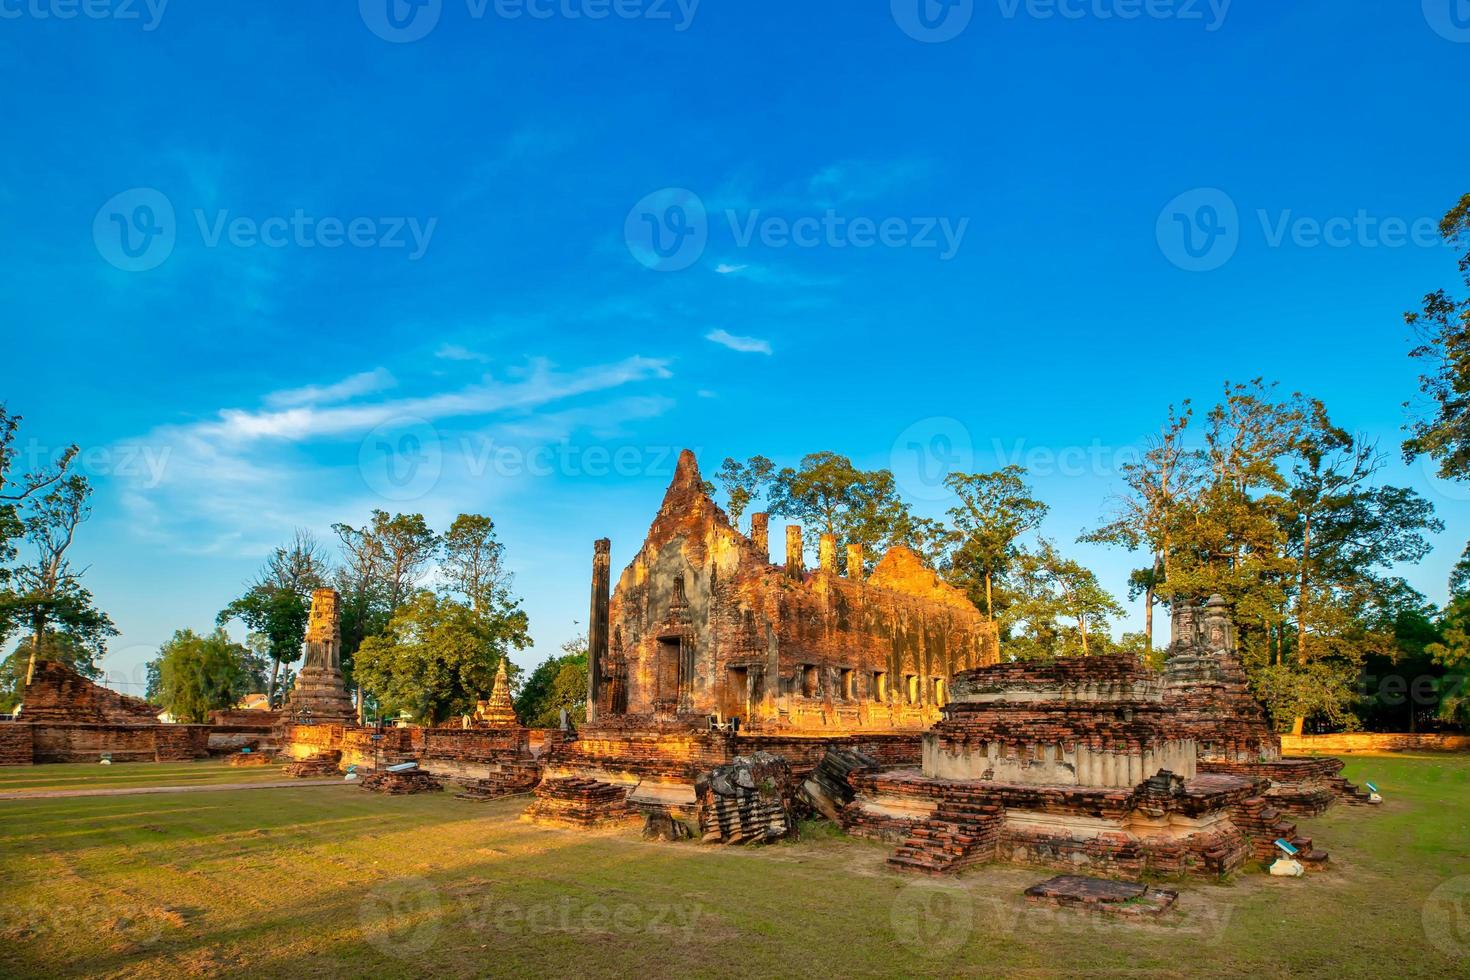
[
  {"xmin": 767, "ymin": 453, "xmax": 923, "ymax": 575},
  {"xmin": 1004, "ymin": 540, "xmax": 1124, "ymax": 661},
  {"xmin": 217, "ymin": 530, "xmax": 328, "ymax": 707},
  {"xmin": 354, "ymin": 591, "xmax": 530, "ymax": 724},
  {"xmin": 153, "ymin": 628, "xmax": 254, "ymax": 723},
  {"xmin": 441, "ymin": 514, "xmax": 511, "ymax": 615},
  {"xmin": 715, "ymin": 455, "xmax": 774, "ymax": 530},
  {"xmin": 515, "ymin": 636, "xmax": 589, "ymax": 727},
  {"xmin": 1402, "ymin": 193, "xmax": 1470, "ymax": 484},
  {"xmin": 1084, "ymin": 403, "xmax": 1202, "ymax": 652},
  {"xmin": 331, "ymin": 511, "xmax": 439, "ymax": 705},
  {"xmin": 5, "ymin": 474, "xmax": 116, "ymax": 684},
  {"xmin": 0, "ymin": 405, "xmax": 78, "ymax": 642},
  {"xmin": 943, "ymin": 466, "xmax": 1048, "ymax": 618}
]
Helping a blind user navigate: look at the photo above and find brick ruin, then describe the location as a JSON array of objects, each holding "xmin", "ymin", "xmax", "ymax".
[
  {"xmin": 842, "ymin": 654, "xmax": 1262, "ymax": 877},
  {"xmin": 1164, "ymin": 595, "xmax": 1379, "ymax": 815},
  {"xmin": 525, "ymin": 448, "xmax": 1000, "ymax": 831},
  {"xmin": 588, "ymin": 450, "xmax": 999, "ymax": 731},
  {"xmin": 0, "ymin": 660, "xmax": 209, "ymax": 764},
  {"xmin": 282, "ymin": 588, "xmax": 357, "ymax": 725}
]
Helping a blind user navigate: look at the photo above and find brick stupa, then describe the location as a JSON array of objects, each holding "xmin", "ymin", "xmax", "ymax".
[
  {"xmin": 283, "ymin": 588, "xmax": 357, "ymax": 724},
  {"xmin": 474, "ymin": 660, "xmax": 521, "ymax": 729}
]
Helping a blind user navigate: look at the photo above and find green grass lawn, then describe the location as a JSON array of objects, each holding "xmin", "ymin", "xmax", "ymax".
[
  {"xmin": 1, "ymin": 754, "xmax": 1467, "ymax": 978},
  {"xmin": 0, "ymin": 760, "xmax": 289, "ymax": 794}
]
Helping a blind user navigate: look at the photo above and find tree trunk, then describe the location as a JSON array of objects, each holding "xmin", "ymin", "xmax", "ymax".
[
  {"xmin": 268, "ymin": 659, "xmax": 281, "ymax": 709},
  {"xmin": 1079, "ymin": 616, "xmax": 1089, "ymax": 656},
  {"xmin": 984, "ymin": 572, "xmax": 993, "ymax": 618},
  {"xmin": 1144, "ymin": 585, "xmax": 1155, "ymax": 654},
  {"xmin": 1290, "ymin": 515, "xmax": 1312, "ymax": 738},
  {"xmin": 25, "ymin": 608, "xmax": 47, "ymax": 687}
]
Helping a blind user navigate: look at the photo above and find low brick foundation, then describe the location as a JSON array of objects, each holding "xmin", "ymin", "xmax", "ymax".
[
  {"xmin": 1281, "ymin": 733, "xmax": 1470, "ymax": 754},
  {"xmin": 0, "ymin": 723, "xmax": 34, "ymax": 766}
]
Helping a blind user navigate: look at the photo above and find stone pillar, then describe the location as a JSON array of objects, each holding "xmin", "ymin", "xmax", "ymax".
[
  {"xmin": 587, "ymin": 538, "xmax": 611, "ymax": 723},
  {"xmin": 818, "ymin": 533, "xmax": 837, "ymax": 573},
  {"xmin": 751, "ymin": 512, "xmax": 769, "ymax": 558},
  {"xmin": 846, "ymin": 543, "xmax": 864, "ymax": 580},
  {"xmin": 785, "ymin": 525, "xmax": 804, "ymax": 579}
]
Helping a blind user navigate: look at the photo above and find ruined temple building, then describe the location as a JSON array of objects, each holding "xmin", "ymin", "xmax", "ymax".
[
  {"xmin": 531, "ymin": 448, "xmax": 1000, "ymax": 826},
  {"xmin": 585, "ymin": 449, "xmax": 999, "ymax": 730},
  {"xmin": 1164, "ymin": 595, "xmax": 1379, "ymax": 814},
  {"xmin": 282, "ymin": 588, "xmax": 358, "ymax": 725}
]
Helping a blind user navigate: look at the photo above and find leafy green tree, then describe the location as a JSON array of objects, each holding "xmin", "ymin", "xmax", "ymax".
[
  {"xmin": 715, "ymin": 455, "xmax": 775, "ymax": 530},
  {"xmin": 217, "ymin": 530, "xmax": 328, "ymax": 708},
  {"xmin": 441, "ymin": 514, "xmax": 511, "ymax": 614},
  {"xmin": 0, "ymin": 406, "xmax": 78, "ymax": 643},
  {"xmin": 354, "ymin": 591, "xmax": 529, "ymax": 724},
  {"xmin": 4, "ymin": 473, "xmax": 116, "ymax": 684},
  {"xmin": 1084, "ymin": 403, "xmax": 1201, "ymax": 652},
  {"xmin": 767, "ymin": 453, "xmax": 918, "ymax": 574},
  {"xmin": 515, "ymin": 636, "xmax": 589, "ymax": 727},
  {"xmin": 1402, "ymin": 193, "xmax": 1470, "ymax": 484},
  {"xmin": 1004, "ymin": 539, "xmax": 1124, "ymax": 660},
  {"xmin": 154, "ymin": 628, "xmax": 254, "ymax": 723},
  {"xmin": 943, "ymin": 465, "xmax": 1048, "ymax": 618}
]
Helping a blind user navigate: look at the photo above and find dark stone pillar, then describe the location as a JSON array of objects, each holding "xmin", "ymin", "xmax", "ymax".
[{"xmin": 588, "ymin": 538, "xmax": 611, "ymax": 723}]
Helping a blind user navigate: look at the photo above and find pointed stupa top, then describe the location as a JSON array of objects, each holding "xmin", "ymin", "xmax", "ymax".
[{"xmin": 475, "ymin": 658, "xmax": 521, "ymax": 728}]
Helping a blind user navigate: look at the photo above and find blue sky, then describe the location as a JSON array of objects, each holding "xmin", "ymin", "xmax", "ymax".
[{"xmin": 3, "ymin": 1, "xmax": 1468, "ymax": 696}]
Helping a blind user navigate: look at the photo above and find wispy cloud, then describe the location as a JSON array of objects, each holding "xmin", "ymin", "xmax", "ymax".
[
  {"xmin": 435, "ymin": 344, "xmax": 491, "ymax": 363},
  {"xmin": 715, "ymin": 263, "xmax": 748, "ymax": 275},
  {"xmin": 115, "ymin": 353, "xmax": 676, "ymax": 555},
  {"xmin": 706, "ymin": 329, "xmax": 772, "ymax": 355},
  {"xmin": 266, "ymin": 368, "xmax": 397, "ymax": 408}
]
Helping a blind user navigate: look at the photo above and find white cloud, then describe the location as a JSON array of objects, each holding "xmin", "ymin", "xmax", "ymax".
[
  {"xmin": 715, "ymin": 263, "xmax": 748, "ymax": 275},
  {"xmin": 435, "ymin": 344, "xmax": 491, "ymax": 363},
  {"xmin": 266, "ymin": 368, "xmax": 397, "ymax": 408},
  {"xmin": 705, "ymin": 329, "xmax": 772, "ymax": 355}
]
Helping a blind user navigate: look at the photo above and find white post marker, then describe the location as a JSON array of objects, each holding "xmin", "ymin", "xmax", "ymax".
[{"xmin": 1269, "ymin": 838, "xmax": 1304, "ymax": 877}]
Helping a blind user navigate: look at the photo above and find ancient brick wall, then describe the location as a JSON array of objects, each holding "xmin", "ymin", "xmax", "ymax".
[
  {"xmin": 28, "ymin": 723, "xmax": 209, "ymax": 763},
  {"xmin": 1281, "ymin": 733, "xmax": 1470, "ymax": 754},
  {"xmin": 21, "ymin": 661, "xmax": 159, "ymax": 724},
  {"xmin": 0, "ymin": 723, "xmax": 34, "ymax": 766}
]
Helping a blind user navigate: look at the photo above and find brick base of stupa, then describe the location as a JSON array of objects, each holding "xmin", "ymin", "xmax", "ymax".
[{"xmin": 282, "ymin": 666, "xmax": 357, "ymax": 725}]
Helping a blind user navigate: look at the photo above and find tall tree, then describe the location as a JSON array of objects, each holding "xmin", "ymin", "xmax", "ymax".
[
  {"xmin": 515, "ymin": 636, "xmax": 589, "ymax": 727},
  {"xmin": 1402, "ymin": 193, "xmax": 1470, "ymax": 485},
  {"xmin": 0, "ymin": 406, "xmax": 78, "ymax": 642},
  {"xmin": 217, "ymin": 530, "xmax": 329, "ymax": 708},
  {"xmin": 441, "ymin": 514, "xmax": 511, "ymax": 615},
  {"xmin": 1004, "ymin": 540, "xmax": 1124, "ymax": 661},
  {"xmin": 767, "ymin": 453, "xmax": 917, "ymax": 574},
  {"xmin": 943, "ymin": 465, "xmax": 1048, "ymax": 618},
  {"xmin": 8, "ymin": 474, "xmax": 116, "ymax": 684},
  {"xmin": 715, "ymin": 455, "xmax": 774, "ymax": 530},
  {"xmin": 1084, "ymin": 404, "xmax": 1202, "ymax": 652}
]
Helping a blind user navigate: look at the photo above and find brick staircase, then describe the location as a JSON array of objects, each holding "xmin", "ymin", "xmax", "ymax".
[
  {"xmin": 1232, "ymin": 796, "xmax": 1329, "ymax": 869},
  {"xmin": 887, "ymin": 800, "xmax": 1003, "ymax": 876},
  {"xmin": 1328, "ymin": 776, "xmax": 1379, "ymax": 806},
  {"xmin": 453, "ymin": 763, "xmax": 542, "ymax": 801}
]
